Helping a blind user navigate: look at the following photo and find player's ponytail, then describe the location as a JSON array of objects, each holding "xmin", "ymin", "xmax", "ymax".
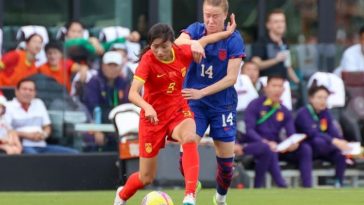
[{"xmin": 138, "ymin": 23, "xmax": 175, "ymax": 62}]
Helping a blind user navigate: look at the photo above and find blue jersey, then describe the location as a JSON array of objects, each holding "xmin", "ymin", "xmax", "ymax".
[{"xmin": 183, "ymin": 22, "xmax": 245, "ymax": 112}]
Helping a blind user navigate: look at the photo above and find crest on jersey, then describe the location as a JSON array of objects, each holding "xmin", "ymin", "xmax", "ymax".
[
  {"xmin": 181, "ymin": 67, "xmax": 187, "ymax": 77},
  {"xmin": 145, "ymin": 143, "xmax": 152, "ymax": 154},
  {"xmin": 276, "ymin": 111, "xmax": 284, "ymax": 122},
  {"xmin": 218, "ymin": 49, "xmax": 227, "ymax": 61}
]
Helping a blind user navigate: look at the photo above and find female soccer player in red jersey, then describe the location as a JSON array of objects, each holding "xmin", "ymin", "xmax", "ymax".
[{"xmin": 113, "ymin": 22, "xmax": 235, "ymax": 205}]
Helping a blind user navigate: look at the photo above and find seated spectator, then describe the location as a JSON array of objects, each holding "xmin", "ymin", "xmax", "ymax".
[
  {"xmin": 109, "ymin": 42, "xmax": 134, "ymax": 83},
  {"xmin": 84, "ymin": 51, "xmax": 130, "ymax": 120},
  {"xmin": 64, "ymin": 20, "xmax": 104, "ymax": 61},
  {"xmin": 235, "ymin": 75, "xmax": 312, "ymax": 188},
  {"xmin": 82, "ymin": 51, "xmax": 129, "ymax": 151},
  {"xmin": 295, "ymin": 85, "xmax": 350, "ymax": 187},
  {"xmin": 334, "ymin": 26, "xmax": 364, "ymax": 76},
  {"xmin": 5, "ymin": 79, "xmax": 78, "ymax": 154},
  {"xmin": 0, "ymin": 33, "xmax": 42, "ymax": 86},
  {"xmin": 0, "ymin": 96, "xmax": 22, "ymax": 155},
  {"xmin": 38, "ymin": 42, "xmax": 75, "ymax": 92}
]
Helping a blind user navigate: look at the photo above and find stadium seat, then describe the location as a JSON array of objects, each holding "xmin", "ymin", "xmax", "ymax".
[
  {"xmin": 307, "ymin": 72, "xmax": 345, "ymax": 108},
  {"xmin": 108, "ymin": 103, "xmax": 140, "ymax": 137},
  {"xmin": 259, "ymin": 76, "xmax": 293, "ymax": 110},
  {"xmin": 16, "ymin": 25, "xmax": 49, "ymax": 66},
  {"xmin": 98, "ymin": 26, "xmax": 130, "ymax": 42}
]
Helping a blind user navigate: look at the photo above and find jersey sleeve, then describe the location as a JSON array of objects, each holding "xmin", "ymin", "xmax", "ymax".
[
  {"xmin": 181, "ymin": 22, "xmax": 203, "ymax": 40},
  {"xmin": 134, "ymin": 55, "xmax": 151, "ymax": 83},
  {"xmin": 0, "ymin": 51, "xmax": 20, "ymax": 75},
  {"xmin": 178, "ymin": 45, "xmax": 193, "ymax": 67},
  {"xmin": 227, "ymin": 31, "xmax": 246, "ymax": 59}
]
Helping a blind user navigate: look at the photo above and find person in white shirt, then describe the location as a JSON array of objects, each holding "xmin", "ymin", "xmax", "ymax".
[
  {"xmin": 5, "ymin": 79, "xmax": 78, "ymax": 154},
  {"xmin": 335, "ymin": 26, "xmax": 364, "ymax": 76}
]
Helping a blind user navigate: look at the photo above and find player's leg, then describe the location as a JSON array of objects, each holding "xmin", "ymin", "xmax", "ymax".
[
  {"xmin": 114, "ymin": 156, "xmax": 158, "ymax": 205},
  {"xmin": 171, "ymin": 115, "xmax": 199, "ymax": 205},
  {"xmin": 210, "ymin": 111, "xmax": 236, "ymax": 205},
  {"xmin": 179, "ymin": 106, "xmax": 208, "ymax": 177}
]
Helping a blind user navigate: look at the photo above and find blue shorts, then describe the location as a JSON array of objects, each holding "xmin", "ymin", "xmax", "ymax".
[{"xmin": 191, "ymin": 105, "xmax": 237, "ymax": 142}]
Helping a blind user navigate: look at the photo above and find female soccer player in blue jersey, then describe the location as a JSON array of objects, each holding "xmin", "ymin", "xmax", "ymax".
[{"xmin": 175, "ymin": 0, "xmax": 245, "ymax": 204}]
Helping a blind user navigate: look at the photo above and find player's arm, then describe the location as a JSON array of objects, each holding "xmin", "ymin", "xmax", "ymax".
[
  {"xmin": 182, "ymin": 58, "xmax": 242, "ymax": 99},
  {"xmin": 128, "ymin": 77, "xmax": 159, "ymax": 124},
  {"xmin": 198, "ymin": 13, "xmax": 236, "ymax": 47}
]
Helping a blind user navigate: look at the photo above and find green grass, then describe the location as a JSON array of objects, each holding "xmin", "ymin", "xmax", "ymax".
[{"xmin": 0, "ymin": 188, "xmax": 364, "ymax": 205}]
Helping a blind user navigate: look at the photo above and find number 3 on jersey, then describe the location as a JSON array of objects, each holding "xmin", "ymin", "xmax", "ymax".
[
  {"xmin": 222, "ymin": 112, "xmax": 233, "ymax": 127},
  {"xmin": 201, "ymin": 64, "xmax": 213, "ymax": 79}
]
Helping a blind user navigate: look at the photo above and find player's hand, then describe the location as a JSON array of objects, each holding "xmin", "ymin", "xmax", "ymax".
[
  {"xmin": 190, "ymin": 40, "xmax": 205, "ymax": 64},
  {"xmin": 145, "ymin": 105, "xmax": 159, "ymax": 125},
  {"xmin": 234, "ymin": 144, "xmax": 244, "ymax": 156},
  {"xmin": 263, "ymin": 140, "xmax": 277, "ymax": 152},
  {"xmin": 275, "ymin": 51, "xmax": 287, "ymax": 63},
  {"xmin": 332, "ymin": 138, "xmax": 351, "ymax": 152},
  {"xmin": 182, "ymin": 88, "xmax": 205, "ymax": 100},
  {"xmin": 226, "ymin": 13, "xmax": 236, "ymax": 34},
  {"xmin": 281, "ymin": 142, "xmax": 299, "ymax": 153}
]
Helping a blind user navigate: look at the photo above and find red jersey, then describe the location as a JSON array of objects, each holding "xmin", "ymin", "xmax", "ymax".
[
  {"xmin": 38, "ymin": 59, "xmax": 74, "ymax": 92},
  {"xmin": 135, "ymin": 44, "xmax": 193, "ymax": 121}
]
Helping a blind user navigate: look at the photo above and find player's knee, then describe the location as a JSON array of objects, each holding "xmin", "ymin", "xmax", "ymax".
[
  {"xmin": 181, "ymin": 134, "xmax": 198, "ymax": 144},
  {"xmin": 140, "ymin": 173, "xmax": 155, "ymax": 185}
]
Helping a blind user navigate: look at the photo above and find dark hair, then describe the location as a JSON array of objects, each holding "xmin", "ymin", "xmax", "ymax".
[
  {"xmin": 25, "ymin": 33, "xmax": 43, "ymax": 44},
  {"xmin": 45, "ymin": 41, "xmax": 63, "ymax": 53},
  {"xmin": 65, "ymin": 20, "xmax": 85, "ymax": 31},
  {"xmin": 267, "ymin": 74, "xmax": 285, "ymax": 83},
  {"xmin": 16, "ymin": 78, "xmax": 36, "ymax": 89},
  {"xmin": 266, "ymin": 9, "xmax": 285, "ymax": 23},
  {"xmin": 204, "ymin": 0, "xmax": 229, "ymax": 13},
  {"xmin": 308, "ymin": 85, "xmax": 330, "ymax": 97},
  {"xmin": 359, "ymin": 26, "xmax": 364, "ymax": 36},
  {"xmin": 138, "ymin": 23, "xmax": 175, "ymax": 61}
]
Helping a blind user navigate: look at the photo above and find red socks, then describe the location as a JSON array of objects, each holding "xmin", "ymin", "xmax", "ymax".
[
  {"xmin": 119, "ymin": 172, "xmax": 144, "ymax": 200},
  {"xmin": 182, "ymin": 142, "xmax": 200, "ymax": 195}
]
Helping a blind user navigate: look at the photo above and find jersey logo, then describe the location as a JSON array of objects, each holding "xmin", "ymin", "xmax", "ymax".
[
  {"xmin": 157, "ymin": 74, "xmax": 166, "ymax": 78},
  {"xmin": 218, "ymin": 49, "xmax": 227, "ymax": 61},
  {"xmin": 181, "ymin": 67, "xmax": 186, "ymax": 77},
  {"xmin": 276, "ymin": 111, "xmax": 284, "ymax": 122},
  {"xmin": 145, "ymin": 143, "xmax": 153, "ymax": 154}
]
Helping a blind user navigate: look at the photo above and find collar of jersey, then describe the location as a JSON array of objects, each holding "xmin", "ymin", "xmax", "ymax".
[
  {"xmin": 263, "ymin": 98, "xmax": 280, "ymax": 108},
  {"xmin": 158, "ymin": 48, "xmax": 175, "ymax": 64}
]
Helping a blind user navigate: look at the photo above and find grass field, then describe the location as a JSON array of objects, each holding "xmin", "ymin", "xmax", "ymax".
[{"xmin": 0, "ymin": 188, "xmax": 364, "ymax": 205}]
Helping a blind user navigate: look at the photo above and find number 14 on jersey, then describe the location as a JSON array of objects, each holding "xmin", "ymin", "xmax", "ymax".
[{"xmin": 201, "ymin": 64, "xmax": 213, "ymax": 79}]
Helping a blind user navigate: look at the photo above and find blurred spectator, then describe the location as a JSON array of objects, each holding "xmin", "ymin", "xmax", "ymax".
[
  {"xmin": 0, "ymin": 34, "xmax": 43, "ymax": 86},
  {"xmin": 235, "ymin": 75, "xmax": 312, "ymax": 188},
  {"xmin": 0, "ymin": 95, "xmax": 22, "ymax": 155},
  {"xmin": 252, "ymin": 9, "xmax": 300, "ymax": 84},
  {"xmin": 84, "ymin": 51, "xmax": 129, "ymax": 121},
  {"xmin": 334, "ymin": 26, "xmax": 364, "ymax": 76},
  {"xmin": 5, "ymin": 79, "xmax": 78, "ymax": 154},
  {"xmin": 295, "ymin": 85, "xmax": 350, "ymax": 187},
  {"xmin": 38, "ymin": 42, "xmax": 74, "ymax": 92},
  {"xmin": 64, "ymin": 20, "xmax": 104, "ymax": 62},
  {"xmin": 82, "ymin": 51, "xmax": 129, "ymax": 151},
  {"xmin": 110, "ymin": 42, "xmax": 134, "ymax": 83}
]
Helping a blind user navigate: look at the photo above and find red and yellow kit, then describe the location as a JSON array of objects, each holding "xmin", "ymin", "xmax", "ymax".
[
  {"xmin": 135, "ymin": 44, "xmax": 194, "ymax": 157},
  {"xmin": 38, "ymin": 60, "xmax": 74, "ymax": 92},
  {"xmin": 0, "ymin": 50, "xmax": 37, "ymax": 86}
]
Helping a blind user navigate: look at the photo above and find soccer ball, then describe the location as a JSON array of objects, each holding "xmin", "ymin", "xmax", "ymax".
[{"xmin": 141, "ymin": 191, "xmax": 174, "ymax": 205}]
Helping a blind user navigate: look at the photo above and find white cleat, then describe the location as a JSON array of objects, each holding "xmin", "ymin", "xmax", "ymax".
[
  {"xmin": 113, "ymin": 186, "xmax": 126, "ymax": 205},
  {"xmin": 213, "ymin": 192, "xmax": 227, "ymax": 205},
  {"xmin": 183, "ymin": 193, "xmax": 196, "ymax": 205}
]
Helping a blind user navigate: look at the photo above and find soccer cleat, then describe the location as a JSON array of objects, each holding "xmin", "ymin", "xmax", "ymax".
[
  {"xmin": 213, "ymin": 193, "xmax": 227, "ymax": 205},
  {"xmin": 113, "ymin": 186, "xmax": 126, "ymax": 205},
  {"xmin": 183, "ymin": 193, "xmax": 196, "ymax": 205},
  {"xmin": 195, "ymin": 181, "xmax": 202, "ymax": 194}
]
